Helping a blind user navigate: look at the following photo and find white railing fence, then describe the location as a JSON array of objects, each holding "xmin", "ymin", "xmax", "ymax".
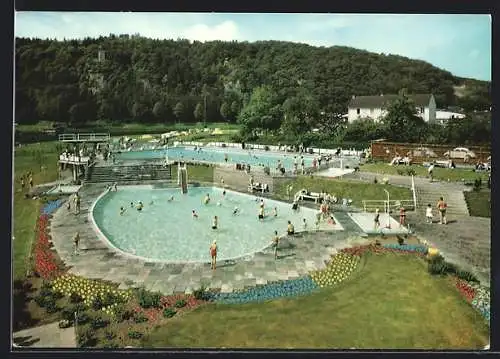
[
  {"xmin": 411, "ymin": 175, "xmax": 418, "ymax": 211},
  {"xmin": 59, "ymin": 133, "xmax": 111, "ymax": 142},
  {"xmin": 362, "ymin": 199, "xmax": 415, "ymax": 213}
]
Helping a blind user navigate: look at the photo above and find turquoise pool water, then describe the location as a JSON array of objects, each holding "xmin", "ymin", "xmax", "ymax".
[
  {"xmin": 115, "ymin": 147, "xmax": 315, "ymax": 170},
  {"xmin": 92, "ymin": 186, "xmax": 321, "ymax": 263}
]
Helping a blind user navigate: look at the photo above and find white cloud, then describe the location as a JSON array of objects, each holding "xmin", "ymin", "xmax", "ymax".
[{"xmin": 182, "ymin": 20, "xmax": 241, "ymax": 42}]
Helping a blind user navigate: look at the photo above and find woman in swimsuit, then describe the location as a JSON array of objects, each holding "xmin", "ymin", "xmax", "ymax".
[
  {"xmin": 258, "ymin": 207, "xmax": 265, "ymax": 220},
  {"xmin": 374, "ymin": 209, "xmax": 380, "ymax": 230},
  {"xmin": 210, "ymin": 240, "xmax": 218, "ymax": 270},
  {"xmin": 271, "ymin": 231, "xmax": 280, "ymax": 260}
]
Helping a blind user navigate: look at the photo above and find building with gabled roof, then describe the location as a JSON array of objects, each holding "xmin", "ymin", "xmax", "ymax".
[{"xmin": 347, "ymin": 93, "xmax": 436, "ymax": 124}]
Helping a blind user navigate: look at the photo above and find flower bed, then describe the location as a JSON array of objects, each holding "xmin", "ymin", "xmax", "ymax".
[
  {"xmin": 310, "ymin": 252, "xmax": 360, "ymax": 288},
  {"xmin": 211, "ymin": 277, "xmax": 319, "ymax": 304},
  {"xmin": 131, "ymin": 294, "xmax": 205, "ymax": 323},
  {"xmin": 341, "ymin": 244, "xmax": 427, "ymax": 257},
  {"xmin": 454, "ymin": 278, "xmax": 490, "ymax": 324},
  {"xmin": 34, "ymin": 203, "xmax": 64, "ymax": 280}
]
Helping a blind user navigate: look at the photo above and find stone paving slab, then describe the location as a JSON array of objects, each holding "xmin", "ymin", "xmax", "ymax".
[
  {"xmin": 48, "ymin": 183, "xmax": 491, "ymax": 295},
  {"xmin": 13, "ymin": 322, "xmax": 76, "ymax": 348}
]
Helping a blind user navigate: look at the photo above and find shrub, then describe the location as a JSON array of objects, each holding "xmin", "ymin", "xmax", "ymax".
[
  {"xmin": 45, "ymin": 298, "xmax": 59, "ymax": 314},
  {"xmin": 428, "ymin": 256, "xmax": 457, "ymax": 276},
  {"xmin": 264, "ymin": 145, "xmax": 270, "ymax": 151},
  {"xmin": 102, "ymin": 341, "xmax": 119, "ymax": 349},
  {"xmin": 60, "ymin": 307, "xmax": 76, "ymax": 322},
  {"xmin": 397, "ymin": 236, "xmax": 404, "ymax": 246},
  {"xmin": 473, "ymin": 178, "xmax": 482, "ymax": 191},
  {"xmin": 133, "ymin": 314, "xmax": 148, "ymax": 323},
  {"xmin": 91, "ymin": 315, "xmax": 110, "ymax": 329},
  {"xmin": 92, "ymin": 296, "xmax": 104, "ymax": 311},
  {"xmin": 75, "ymin": 311, "xmax": 90, "ymax": 325},
  {"xmin": 104, "ymin": 330, "xmax": 116, "ymax": 341},
  {"xmin": 77, "ymin": 328, "xmax": 97, "ymax": 347},
  {"xmin": 39, "ymin": 282, "xmax": 54, "ymax": 297},
  {"xmin": 34, "ymin": 295, "xmax": 48, "ymax": 308},
  {"xmin": 137, "ymin": 288, "xmax": 162, "ymax": 309},
  {"xmin": 193, "ymin": 284, "xmax": 208, "ymax": 300},
  {"xmin": 114, "ymin": 305, "xmax": 133, "ymax": 322},
  {"xmin": 456, "ymin": 270, "xmax": 480, "ymax": 283},
  {"xmin": 174, "ymin": 299, "xmax": 187, "ymax": 308},
  {"xmin": 407, "ymin": 169, "xmax": 416, "ymax": 176},
  {"xmin": 163, "ymin": 308, "xmax": 177, "ymax": 318},
  {"xmin": 69, "ymin": 292, "xmax": 83, "ymax": 304},
  {"xmin": 397, "ymin": 169, "xmax": 404, "ymax": 176},
  {"xmin": 128, "ymin": 331, "xmax": 143, "ymax": 339}
]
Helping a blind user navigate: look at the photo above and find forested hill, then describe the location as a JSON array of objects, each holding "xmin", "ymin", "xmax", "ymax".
[{"xmin": 15, "ymin": 36, "xmax": 491, "ymax": 126}]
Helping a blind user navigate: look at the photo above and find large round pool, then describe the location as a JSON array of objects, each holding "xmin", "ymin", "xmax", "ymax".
[{"xmin": 91, "ymin": 185, "xmax": 324, "ymax": 263}]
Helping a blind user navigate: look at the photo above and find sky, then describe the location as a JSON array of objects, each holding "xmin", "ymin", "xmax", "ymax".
[{"xmin": 15, "ymin": 12, "xmax": 491, "ymax": 81}]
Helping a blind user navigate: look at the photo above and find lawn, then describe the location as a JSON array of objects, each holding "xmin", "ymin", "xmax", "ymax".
[
  {"xmin": 274, "ymin": 176, "xmax": 412, "ymax": 207},
  {"xmin": 360, "ymin": 163, "xmax": 489, "ymax": 183},
  {"xmin": 142, "ymin": 253, "xmax": 489, "ymax": 349},
  {"xmin": 13, "ymin": 141, "xmax": 61, "ymax": 280},
  {"xmin": 464, "ymin": 190, "xmax": 491, "ymax": 218},
  {"xmin": 170, "ymin": 164, "xmax": 214, "ymax": 183}
]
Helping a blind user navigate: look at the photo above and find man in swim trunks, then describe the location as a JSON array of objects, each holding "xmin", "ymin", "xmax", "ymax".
[
  {"xmin": 287, "ymin": 220, "xmax": 295, "ymax": 235},
  {"xmin": 210, "ymin": 240, "xmax": 218, "ymax": 270},
  {"xmin": 436, "ymin": 197, "xmax": 447, "ymax": 224},
  {"xmin": 204, "ymin": 194, "xmax": 210, "ymax": 205},
  {"xmin": 212, "ymin": 216, "xmax": 218, "ymax": 229}
]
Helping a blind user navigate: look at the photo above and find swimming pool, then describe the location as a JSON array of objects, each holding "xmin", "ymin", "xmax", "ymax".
[
  {"xmin": 115, "ymin": 147, "xmax": 315, "ymax": 170},
  {"xmin": 91, "ymin": 186, "xmax": 336, "ymax": 263}
]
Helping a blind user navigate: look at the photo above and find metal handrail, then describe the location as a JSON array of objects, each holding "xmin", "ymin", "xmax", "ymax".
[
  {"xmin": 411, "ymin": 175, "xmax": 418, "ymax": 211},
  {"xmin": 58, "ymin": 133, "xmax": 111, "ymax": 141}
]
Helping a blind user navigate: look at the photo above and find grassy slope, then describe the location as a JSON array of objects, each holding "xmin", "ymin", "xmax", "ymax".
[
  {"xmin": 142, "ymin": 253, "xmax": 489, "ymax": 349},
  {"xmin": 464, "ymin": 190, "xmax": 491, "ymax": 218},
  {"xmin": 274, "ymin": 176, "xmax": 412, "ymax": 206},
  {"xmin": 360, "ymin": 163, "xmax": 489, "ymax": 183},
  {"xmin": 13, "ymin": 142, "xmax": 60, "ymax": 279}
]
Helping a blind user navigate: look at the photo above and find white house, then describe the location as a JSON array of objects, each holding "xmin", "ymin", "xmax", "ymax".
[
  {"xmin": 435, "ymin": 110, "xmax": 466, "ymax": 124},
  {"xmin": 347, "ymin": 94, "xmax": 437, "ymax": 124}
]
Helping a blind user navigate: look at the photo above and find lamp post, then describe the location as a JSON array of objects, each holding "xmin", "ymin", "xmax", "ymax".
[{"xmin": 383, "ymin": 189, "xmax": 391, "ymax": 229}]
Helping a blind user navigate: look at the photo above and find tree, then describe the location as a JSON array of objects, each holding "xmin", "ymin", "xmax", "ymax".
[
  {"xmin": 173, "ymin": 102, "xmax": 185, "ymax": 123},
  {"xmin": 193, "ymin": 103, "xmax": 204, "ymax": 122},
  {"xmin": 220, "ymin": 102, "xmax": 230, "ymax": 121},
  {"xmin": 382, "ymin": 91, "xmax": 426, "ymax": 142},
  {"xmin": 230, "ymin": 100, "xmax": 240, "ymax": 118},
  {"xmin": 152, "ymin": 101, "xmax": 165, "ymax": 118},
  {"xmin": 281, "ymin": 90, "xmax": 320, "ymax": 140}
]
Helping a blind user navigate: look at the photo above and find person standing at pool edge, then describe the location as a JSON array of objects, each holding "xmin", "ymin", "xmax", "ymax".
[
  {"xmin": 210, "ymin": 240, "xmax": 218, "ymax": 270},
  {"xmin": 272, "ymin": 231, "xmax": 280, "ymax": 259},
  {"xmin": 374, "ymin": 209, "xmax": 380, "ymax": 230},
  {"xmin": 287, "ymin": 221, "xmax": 295, "ymax": 235}
]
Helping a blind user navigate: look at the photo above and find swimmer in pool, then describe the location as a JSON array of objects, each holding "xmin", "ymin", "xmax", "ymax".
[
  {"xmin": 302, "ymin": 218, "xmax": 308, "ymax": 231},
  {"xmin": 204, "ymin": 193, "xmax": 210, "ymax": 205},
  {"xmin": 168, "ymin": 195, "xmax": 174, "ymax": 202},
  {"xmin": 217, "ymin": 201, "xmax": 222, "ymax": 207},
  {"xmin": 149, "ymin": 200, "xmax": 154, "ymax": 205},
  {"xmin": 192, "ymin": 210, "xmax": 198, "ymax": 218},
  {"xmin": 136, "ymin": 201, "xmax": 143, "ymax": 211},
  {"xmin": 120, "ymin": 207, "xmax": 126, "ymax": 216},
  {"xmin": 130, "ymin": 202, "xmax": 134, "ymax": 208},
  {"xmin": 258, "ymin": 206, "xmax": 265, "ymax": 221},
  {"xmin": 260, "ymin": 199, "xmax": 265, "ymax": 208},
  {"xmin": 272, "ymin": 207, "xmax": 278, "ymax": 217},
  {"xmin": 222, "ymin": 190, "xmax": 226, "ymax": 197},
  {"xmin": 212, "ymin": 216, "xmax": 218, "ymax": 229},
  {"xmin": 233, "ymin": 206, "xmax": 239, "ymax": 215}
]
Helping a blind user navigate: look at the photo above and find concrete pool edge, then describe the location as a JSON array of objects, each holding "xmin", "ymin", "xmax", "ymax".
[{"xmin": 89, "ymin": 185, "xmax": 336, "ymax": 265}]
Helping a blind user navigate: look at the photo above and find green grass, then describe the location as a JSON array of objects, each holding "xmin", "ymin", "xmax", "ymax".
[
  {"xmin": 142, "ymin": 253, "xmax": 489, "ymax": 349},
  {"xmin": 274, "ymin": 176, "xmax": 412, "ymax": 207},
  {"xmin": 13, "ymin": 141, "xmax": 60, "ymax": 279},
  {"xmin": 171, "ymin": 164, "xmax": 214, "ymax": 183},
  {"xmin": 360, "ymin": 163, "xmax": 489, "ymax": 183},
  {"xmin": 464, "ymin": 190, "xmax": 491, "ymax": 218}
]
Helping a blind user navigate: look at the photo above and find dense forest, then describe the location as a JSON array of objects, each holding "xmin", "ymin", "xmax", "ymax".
[{"xmin": 15, "ymin": 35, "xmax": 491, "ymax": 129}]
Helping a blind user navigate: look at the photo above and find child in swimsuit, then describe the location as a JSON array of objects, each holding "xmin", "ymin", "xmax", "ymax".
[
  {"xmin": 258, "ymin": 207, "xmax": 265, "ymax": 220},
  {"xmin": 136, "ymin": 201, "xmax": 143, "ymax": 211},
  {"xmin": 399, "ymin": 207, "xmax": 406, "ymax": 227},
  {"xmin": 374, "ymin": 209, "xmax": 380, "ymax": 230}
]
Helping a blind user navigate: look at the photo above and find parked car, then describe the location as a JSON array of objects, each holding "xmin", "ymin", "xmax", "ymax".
[
  {"xmin": 407, "ymin": 147, "xmax": 438, "ymax": 158},
  {"xmin": 444, "ymin": 147, "xmax": 476, "ymax": 160}
]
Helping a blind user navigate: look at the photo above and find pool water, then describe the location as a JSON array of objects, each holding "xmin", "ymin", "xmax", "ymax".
[
  {"xmin": 115, "ymin": 147, "xmax": 315, "ymax": 170},
  {"xmin": 92, "ymin": 186, "xmax": 324, "ymax": 263}
]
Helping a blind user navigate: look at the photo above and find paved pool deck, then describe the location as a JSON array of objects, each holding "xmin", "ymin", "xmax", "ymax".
[{"xmin": 49, "ymin": 184, "xmax": 370, "ymax": 295}]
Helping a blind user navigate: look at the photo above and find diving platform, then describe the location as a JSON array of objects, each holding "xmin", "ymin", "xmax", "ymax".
[{"xmin": 58, "ymin": 133, "xmax": 111, "ymax": 143}]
